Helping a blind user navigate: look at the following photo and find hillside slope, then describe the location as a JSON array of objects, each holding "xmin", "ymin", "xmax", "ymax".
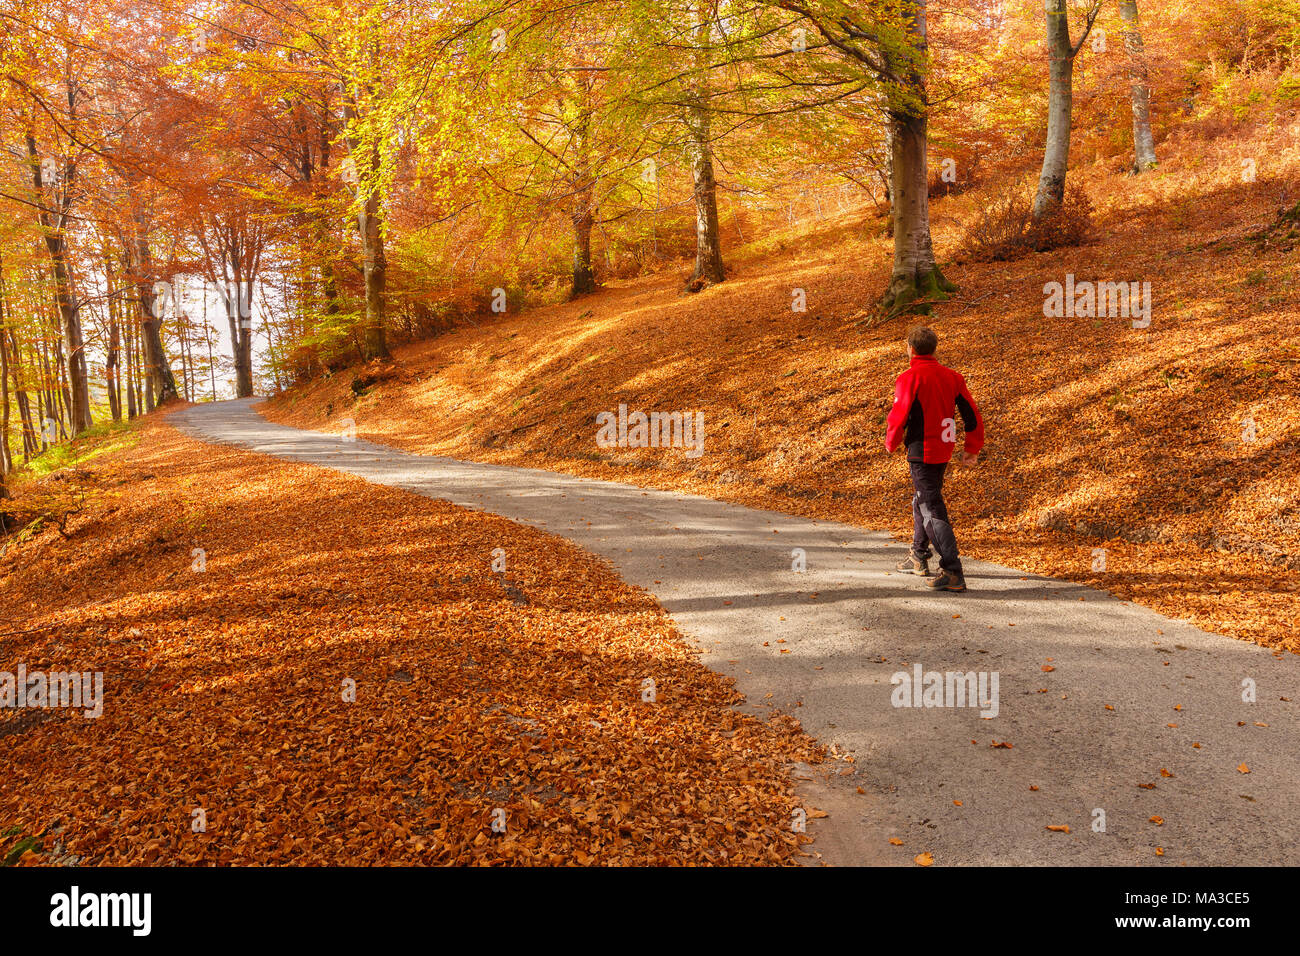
[{"xmin": 262, "ymin": 130, "xmax": 1300, "ymax": 652}]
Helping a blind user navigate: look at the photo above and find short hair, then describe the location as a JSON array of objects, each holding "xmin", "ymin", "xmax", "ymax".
[{"xmin": 907, "ymin": 326, "xmax": 938, "ymax": 355}]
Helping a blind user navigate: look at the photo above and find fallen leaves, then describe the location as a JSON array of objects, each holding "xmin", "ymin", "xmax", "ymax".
[
  {"xmin": 257, "ymin": 178, "xmax": 1300, "ymax": 657},
  {"xmin": 913, "ymin": 851, "xmax": 934, "ymax": 866},
  {"xmin": 0, "ymin": 418, "xmax": 823, "ymax": 866},
  {"xmin": 1045, "ymin": 825, "xmax": 1071, "ymax": 833}
]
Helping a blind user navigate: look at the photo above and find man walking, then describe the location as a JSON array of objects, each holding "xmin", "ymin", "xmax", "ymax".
[{"xmin": 885, "ymin": 326, "xmax": 984, "ymax": 592}]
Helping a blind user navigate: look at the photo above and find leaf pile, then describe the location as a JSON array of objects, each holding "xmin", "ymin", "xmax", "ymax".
[{"xmin": 0, "ymin": 417, "xmax": 820, "ymax": 865}]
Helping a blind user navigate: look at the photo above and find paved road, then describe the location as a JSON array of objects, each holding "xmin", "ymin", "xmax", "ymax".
[{"xmin": 173, "ymin": 398, "xmax": 1298, "ymax": 865}]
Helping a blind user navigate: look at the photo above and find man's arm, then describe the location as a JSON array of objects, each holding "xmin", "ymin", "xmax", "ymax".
[
  {"xmin": 884, "ymin": 372, "xmax": 913, "ymax": 453},
  {"xmin": 955, "ymin": 373, "xmax": 984, "ymax": 459}
]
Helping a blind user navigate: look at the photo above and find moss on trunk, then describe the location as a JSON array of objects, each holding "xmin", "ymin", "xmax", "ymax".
[{"xmin": 882, "ymin": 263, "xmax": 957, "ymax": 318}]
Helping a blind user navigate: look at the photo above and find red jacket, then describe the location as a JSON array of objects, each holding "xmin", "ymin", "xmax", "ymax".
[{"xmin": 885, "ymin": 355, "xmax": 984, "ymax": 464}]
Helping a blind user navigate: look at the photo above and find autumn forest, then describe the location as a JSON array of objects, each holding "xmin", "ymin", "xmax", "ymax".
[{"xmin": 1, "ymin": 0, "xmax": 1298, "ymax": 886}]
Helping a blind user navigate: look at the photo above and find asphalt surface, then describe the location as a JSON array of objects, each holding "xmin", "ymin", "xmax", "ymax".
[{"xmin": 172, "ymin": 398, "xmax": 1298, "ymax": 865}]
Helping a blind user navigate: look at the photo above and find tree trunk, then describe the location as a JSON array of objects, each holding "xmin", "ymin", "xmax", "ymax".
[
  {"xmin": 0, "ymin": 262, "xmax": 11, "ymax": 474},
  {"xmin": 571, "ymin": 195, "xmax": 598, "ymax": 297},
  {"xmin": 685, "ymin": 5, "xmax": 724, "ymax": 286},
  {"xmin": 176, "ymin": 310, "xmax": 192, "ymax": 401},
  {"xmin": 1118, "ymin": 0, "xmax": 1157, "ymax": 172},
  {"xmin": 26, "ymin": 134, "xmax": 92, "ymax": 435},
  {"xmin": 223, "ymin": 273, "xmax": 255, "ymax": 399},
  {"xmin": 105, "ymin": 253, "xmax": 122, "ymax": 421},
  {"xmin": 1033, "ymin": 0, "xmax": 1080, "ymax": 219},
  {"xmin": 35, "ymin": 343, "xmax": 49, "ymax": 450},
  {"xmin": 185, "ymin": 315, "xmax": 197, "ymax": 401},
  {"xmin": 357, "ymin": 189, "xmax": 389, "ymax": 359},
  {"xmin": 124, "ymin": 315, "xmax": 137, "ymax": 419},
  {"xmin": 9, "ymin": 332, "xmax": 35, "ymax": 460},
  {"xmin": 107, "ymin": 307, "xmax": 122, "ymax": 421},
  {"xmin": 204, "ymin": 293, "xmax": 217, "ymax": 401},
  {"xmin": 264, "ymin": 300, "xmax": 283, "ymax": 394},
  {"xmin": 0, "ymin": 292, "xmax": 11, "ymax": 477},
  {"xmin": 343, "ymin": 77, "xmax": 390, "ymax": 362},
  {"xmin": 567, "ymin": 99, "xmax": 599, "ymax": 299},
  {"xmin": 54, "ymin": 327, "xmax": 72, "ymax": 433},
  {"xmin": 880, "ymin": 0, "xmax": 955, "ymax": 316},
  {"xmin": 133, "ymin": 334, "xmax": 143, "ymax": 415},
  {"xmin": 686, "ymin": 111, "xmax": 725, "ymax": 285},
  {"xmin": 37, "ymin": 337, "xmax": 63, "ymax": 442},
  {"xmin": 45, "ymin": 237, "xmax": 92, "ymax": 433},
  {"xmin": 317, "ymin": 113, "xmax": 343, "ymax": 327},
  {"xmin": 130, "ymin": 220, "xmax": 180, "ymax": 408},
  {"xmin": 883, "ymin": 108, "xmax": 954, "ymax": 315},
  {"xmin": 236, "ymin": 285, "xmax": 253, "ymax": 399}
]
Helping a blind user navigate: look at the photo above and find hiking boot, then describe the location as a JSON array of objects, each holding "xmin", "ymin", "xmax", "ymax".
[
  {"xmin": 896, "ymin": 552, "xmax": 931, "ymax": 576},
  {"xmin": 928, "ymin": 570, "xmax": 967, "ymax": 592}
]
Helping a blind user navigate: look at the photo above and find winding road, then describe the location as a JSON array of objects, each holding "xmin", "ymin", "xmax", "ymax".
[{"xmin": 173, "ymin": 398, "xmax": 1299, "ymax": 866}]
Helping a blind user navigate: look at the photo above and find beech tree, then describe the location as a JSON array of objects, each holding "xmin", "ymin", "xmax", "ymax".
[
  {"xmin": 15, "ymin": 90, "xmax": 94, "ymax": 433},
  {"xmin": 1118, "ymin": 0, "xmax": 1157, "ymax": 173},
  {"xmin": 0, "ymin": 257, "xmax": 12, "ymax": 477},
  {"xmin": 679, "ymin": 0, "xmax": 726, "ymax": 285},
  {"xmin": 472, "ymin": 7, "xmax": 650, "ymax": 300},
  {"xmin": 339, "ymin": 27, "xmax": 392, "ymax": 359},
  {"xmin": 1031, "ymin": 0, "xmax": 1102, "ymax": 219},
  {"xmin": 127, "ymin": 209, "xmax": 181, "ymax": 410},
  {"xmin": 196, "ymin": 204, "xmax": 265, "ymax": 399},
  {"xmin": 777, "ymin": 0, "xmax": 954, "ymax": 315}
]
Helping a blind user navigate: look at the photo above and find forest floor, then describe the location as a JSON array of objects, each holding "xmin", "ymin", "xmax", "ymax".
[
  {"xmin": 263, "ymin": 123, "xmax": 1300, "ymax": 653},
  {"xmin": 0, "ymin": 414, "xmax": 818, "ymax": 865},
  {"xmin": 156, "ymin": 398, "xmax": 1300, "ymax": 866}
]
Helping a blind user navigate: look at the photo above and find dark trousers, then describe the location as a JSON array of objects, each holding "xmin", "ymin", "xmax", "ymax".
[{"xmin": 909, "ymin": 461, "xmax": 963, "ymax": 575}]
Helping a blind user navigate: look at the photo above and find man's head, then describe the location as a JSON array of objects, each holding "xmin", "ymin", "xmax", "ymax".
[{"xmin": 906, "ymin": 325, "xmax": 938, "ymax": 359}]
